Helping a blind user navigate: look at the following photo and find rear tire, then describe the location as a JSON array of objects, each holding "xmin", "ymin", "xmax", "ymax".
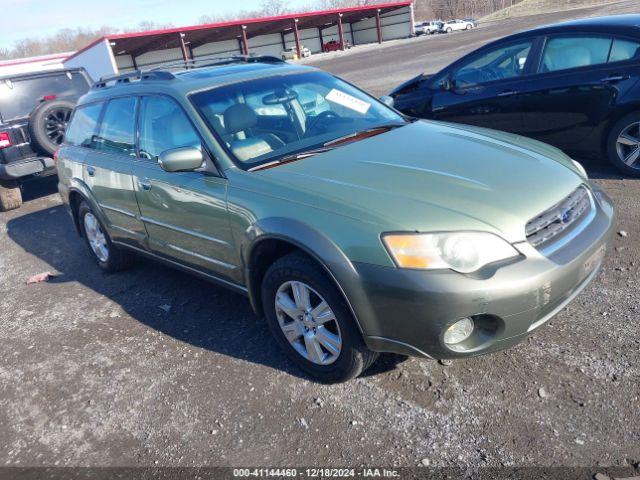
[
  {"xmin": 77, "ymin": 201, "xmax": 134, "ymax": 272},
  {"xmin": 262, "ymin": 251, "xmax": 378, "ymax": 383},
  {"xmin": 0, "ymin": 180, "xmax": 22, "ymax": 211},
  {"xmin": 606, "ymin": 112, "xmax": 640, "ymax": 177},
  {"xmin": 446, "ymin": 27, "xmax": 452, "ymax": 33}
]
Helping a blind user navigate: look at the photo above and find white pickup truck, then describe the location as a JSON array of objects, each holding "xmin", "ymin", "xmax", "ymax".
[{"xmin": 414, "ymin": 21, "xmax": 442, "ymax": 35}]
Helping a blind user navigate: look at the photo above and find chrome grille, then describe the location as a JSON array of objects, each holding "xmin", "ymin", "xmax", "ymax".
[{"xmin": 526, "ymin": 186, "xmax": 593, "ymax": 250}]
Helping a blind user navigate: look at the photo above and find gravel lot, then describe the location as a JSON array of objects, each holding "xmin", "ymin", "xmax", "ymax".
[{"xmin": 1, "ymin": 2, "xmax": 639, "ymax": 473}]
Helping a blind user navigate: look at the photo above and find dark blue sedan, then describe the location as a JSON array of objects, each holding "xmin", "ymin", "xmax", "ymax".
[{"xmin": 390, "ymin": 15, "xmax": 640, "ymax": 176}]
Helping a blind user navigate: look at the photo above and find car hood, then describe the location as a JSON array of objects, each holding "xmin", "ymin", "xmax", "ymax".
[
  {"xmin": 389, "ymin": 73, "xmax": 429, "ymax": 96},
  {"xmin": 253, "ymin": 120, "xmax": 585, "ymax": 243}
]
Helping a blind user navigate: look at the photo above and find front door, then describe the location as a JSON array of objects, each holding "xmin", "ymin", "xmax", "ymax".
[
  {"xmin": 429, "ymin": 38, "xmax": 536, "ymax": 134},
  {"xmin": 83, "ymin": 96, "xmax": 146, "ymax": 247},
  {"xmin": 133, "ymin": 95, "xmax": 239, "ymax": 281},
  {"xmin": 517, "ymin": 34, "xmax": 640, "ymax": 154}
]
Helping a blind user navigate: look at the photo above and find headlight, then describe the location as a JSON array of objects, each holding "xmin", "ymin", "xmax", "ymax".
[
  {"xmin": 382, "ymin": 231, "xmax": 520, "ymax": 273},
  {"xmin": 572, "ymin": 159, "xmax": 588, "ymax": 179}
]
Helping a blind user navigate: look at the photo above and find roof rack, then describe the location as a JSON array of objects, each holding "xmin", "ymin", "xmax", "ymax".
[
  {"xmin": 92, "ymin": 54, "xmax": 284, "ymax": 90},
  {"xmin": 93, "ymin": 70, "xmax": 175, "ymax": 89},
  {"xmin": 147, "ymin": 54, "xmax": 284, "ymax": 72}
]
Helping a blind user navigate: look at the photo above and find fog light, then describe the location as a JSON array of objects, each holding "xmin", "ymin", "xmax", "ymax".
[{"xmin": 443, "ymin": 318, "xmax": 474, "ymax": 345}]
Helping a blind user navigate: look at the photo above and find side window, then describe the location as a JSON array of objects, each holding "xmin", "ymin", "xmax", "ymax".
[
  {"xmin": 94, "ymin": 97, "xmax": 137, "ymax": 155},
  {"xmin": 452, "ymin": 40, "xmax": 533, "ymax": 87},
  {"xmin": 541, "ymin": 36, "xmax": 612, "ymax": 72},
  {"xmin": 64, "ymin": 102, "xmax": 104, "ymax": 148},
  {"xmin": 138, "ymin": 96, "xmax": 200, "ymax": 160},
  {"xmin": 609, "ymin": 38, "xmax": 640, "ymax": 63}
]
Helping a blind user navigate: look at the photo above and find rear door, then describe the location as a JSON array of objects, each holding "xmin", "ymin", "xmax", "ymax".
[
  {"xmin": 517, "ymin": 34, "xmax": 640, "ymax": 153},
  {"xmin": 82, "ymin": 96, "xmax": 146, "ymax": 247},
  {"xmin": 429, "ymin": 38, "xmax": 536, "ymax": 133},
  {"xmin": 133, "ymin": 95, "xmax": 238, "ymax": 279}
]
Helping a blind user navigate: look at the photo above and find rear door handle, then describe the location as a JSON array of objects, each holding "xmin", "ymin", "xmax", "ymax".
[
  {"xmin": 86, "ymin": 166, "xmax": 96, "ymax": 177},
  {"xmin": 601, "ymin": 74, "xmax": 630, "ymax": 83},
  {"xmin": 497, "ymin": 90, "xmax": 518, "ymax": 97},
  {"xmin": 138, "ymin": 178, "xmax": 152, "ymax": 191}
]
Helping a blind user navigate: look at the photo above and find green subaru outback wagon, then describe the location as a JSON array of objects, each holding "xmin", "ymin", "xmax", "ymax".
[{"xmin": 57, "ymin": 56, "xmax": 615, "ymax": 383}]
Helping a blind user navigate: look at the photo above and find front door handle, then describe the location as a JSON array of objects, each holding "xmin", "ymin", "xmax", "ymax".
[
  {"xmin": 86, "ymin": 166, "xmax": 96, "ymax": 177},
  {"xmin": 601, "ymin": 74, "xmax": 630, "ymax": 83},
  {"xmin": 138, "ymin": 178, "xmax": 152, "ymax": 191},
  {"xmin": 497, "ymin": 90, "xmax": 518, "ymax": 97}
]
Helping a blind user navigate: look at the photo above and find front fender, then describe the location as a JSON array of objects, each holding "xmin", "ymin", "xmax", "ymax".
[{"xmin": 241, "ymin": 217, "xmax": 376, "ymax": 335}]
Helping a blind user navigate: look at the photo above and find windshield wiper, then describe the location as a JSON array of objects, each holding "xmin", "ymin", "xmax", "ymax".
[
  {"xmin": 323, "ymin": 123, "xmax": 405, "ymax": 147},
  {"xmin": 248, "ymin": 123, "xmax": 407, "ymax": 172},
  {"xmin": 249, "ymin": 147, "xmax": 335, "ymax": 171}
]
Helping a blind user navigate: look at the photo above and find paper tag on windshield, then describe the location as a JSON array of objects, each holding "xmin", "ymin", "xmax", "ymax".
[{"xmin": 326, "ymin": 89, "xmax": 371, "ymax": 114}]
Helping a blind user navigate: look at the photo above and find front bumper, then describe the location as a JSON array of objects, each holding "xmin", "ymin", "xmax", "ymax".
[
  {"xmin": 0, "ymin": 157, "xmax": 55, "ymax": 180},
  {"xmin": 352, "ymin": 188, "xmax": 616, "ymax": 359}
]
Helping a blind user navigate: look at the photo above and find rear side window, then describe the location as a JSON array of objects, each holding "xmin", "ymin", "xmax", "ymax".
[
  {"xmin": 609, "ymin": 38, "xmax": 640, "ymax": 63},
  {"xmin": 64, "ymin": 102, "xmax": 104, "ymax": 148},
  {"xmin": 94, "ymin": 97, "xmax": 137, "ymax": 156},
  {"xmin": 0, "ymin": 71, "xmax": 90, "ymax": 121},
  {"xmin": 541, "ymin": 36, "xmax": 612, "ymax": 72}
]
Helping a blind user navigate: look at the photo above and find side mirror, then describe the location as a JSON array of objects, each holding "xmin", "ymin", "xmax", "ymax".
[
  {"xmin": 379, "ymin": 95, "xmax": 395, "ymax": 108},
  {"xmin": 441, "ymin": 77, "xmax": 455, "ymax": 91},
  {"xmin": 158, "ymin": 146, "xmax": 204, "ymax": 172}
]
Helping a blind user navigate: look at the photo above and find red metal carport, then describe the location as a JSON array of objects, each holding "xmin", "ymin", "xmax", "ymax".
[{"xmin": 65, "ymin": 1, "xmax": 413, "ymax": 78}]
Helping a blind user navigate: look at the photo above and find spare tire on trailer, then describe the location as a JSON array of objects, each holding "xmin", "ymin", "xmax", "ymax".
[{"xmin": 28, "ymin": 100, "xmax": 74, "ymax": 156}]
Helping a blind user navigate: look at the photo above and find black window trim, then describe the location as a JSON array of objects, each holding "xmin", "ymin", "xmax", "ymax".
[
  {"xmin": 135, "ymin": 92, "xmax": 224, "ymax": 178},
  {"xmin": 63, "ymin": 99, "xmax": 106, "ymax": 149},
  {"xmin": 92, "ymin": 95, "xmax": 139, "ymax": 158},
  {"xmin": 443, "ymin": 35, "xmax": 541, "ymax": 90}
]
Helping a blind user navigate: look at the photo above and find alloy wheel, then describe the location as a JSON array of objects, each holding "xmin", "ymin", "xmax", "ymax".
[
  {"xmin": 45, "ymin": 107, "xmax": 72, "ymax": 145},
  {"xmin": 616, "ymin": 121, "xmax": 640, "ymax": 170},
  {"xmin": 274, "ymin": 281, "xmax": 342, "ymax": 365},
  {"xmin": 84, "ymin": 212, "xmax": 109, "ymax": 262}
]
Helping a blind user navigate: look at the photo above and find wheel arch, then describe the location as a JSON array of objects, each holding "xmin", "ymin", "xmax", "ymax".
[
  {"xmin": 242, "ymin": 218, "xmax": 366, "ymax": 335},
  {"xmin": 67, "ymin": 179, "xmax": 108, "ymax": 237},
  {"xmin": 601, "ymin": 104, "xmax": 640, "ymax": 154}
]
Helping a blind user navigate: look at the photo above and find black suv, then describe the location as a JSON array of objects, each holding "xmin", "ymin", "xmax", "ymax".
[{"xmin": 0, "ymin": 68, "xmax": 90, "ymax": 210}]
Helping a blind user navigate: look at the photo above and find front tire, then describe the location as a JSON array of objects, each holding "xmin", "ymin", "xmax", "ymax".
[
  {"xmin": 606, "ymin": 112, "xmax": 640, "ymax": 177},
  {"xmin": 0, "ymin": 180, "xmax": 22, "ymax": 211},
  {"xmin": 77, "ymin": 201, "xmax": 134, "ymax": 272},
  {"xmin": 446, "ymin": 27, "xmax": 452, "ymax": 33},
  {"xmin": 262, "ymin": 252, "xmax": 378, "ymax": 383}
]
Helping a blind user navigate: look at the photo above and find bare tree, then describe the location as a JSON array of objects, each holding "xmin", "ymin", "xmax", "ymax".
[{"xmin": 260, "ymin": 0, "xmax": 290, "ymax": 16}]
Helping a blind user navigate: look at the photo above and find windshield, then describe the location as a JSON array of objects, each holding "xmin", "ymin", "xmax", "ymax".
[{"xmin": 190, "ymin": 71, "xmax": 406, "ymax": 169}]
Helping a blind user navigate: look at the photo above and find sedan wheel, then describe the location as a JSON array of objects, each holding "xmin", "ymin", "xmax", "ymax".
[
  {"xmin": 615, "ymin": 122, "xmax": 640, "ymax": 170},
  {"xmin": 275, "ymin": 280, "xmax": 342, "ymax": 365},
  {"xmin": 84, "ymin": 212, "xmax": 109, "ymax": 262}
]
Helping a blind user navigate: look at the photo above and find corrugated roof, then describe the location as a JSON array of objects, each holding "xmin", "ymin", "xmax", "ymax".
[{"xmin": 66, "ymin": 1, "xmax": 412, "ymax": 61}]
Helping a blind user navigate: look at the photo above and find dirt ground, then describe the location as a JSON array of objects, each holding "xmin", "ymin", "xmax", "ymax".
[{"xmin": 1, "ymin": 2, "xmax": 639, "ymax": 473}]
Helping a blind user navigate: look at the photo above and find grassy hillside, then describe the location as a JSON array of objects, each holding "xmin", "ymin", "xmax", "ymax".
[{"xmin": 481, "ymin": 0, "xmax": 624, "ymax": 21}]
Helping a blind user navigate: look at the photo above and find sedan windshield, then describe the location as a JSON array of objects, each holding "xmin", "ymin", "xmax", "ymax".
[{"xmin": 190, "ymin": 71, "xmax": 406, "ymax": 169}]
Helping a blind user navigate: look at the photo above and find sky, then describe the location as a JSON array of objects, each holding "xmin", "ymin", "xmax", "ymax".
[{"xmin": 1, "ymin": 0, "xmax": 311, "ymax": 49}]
